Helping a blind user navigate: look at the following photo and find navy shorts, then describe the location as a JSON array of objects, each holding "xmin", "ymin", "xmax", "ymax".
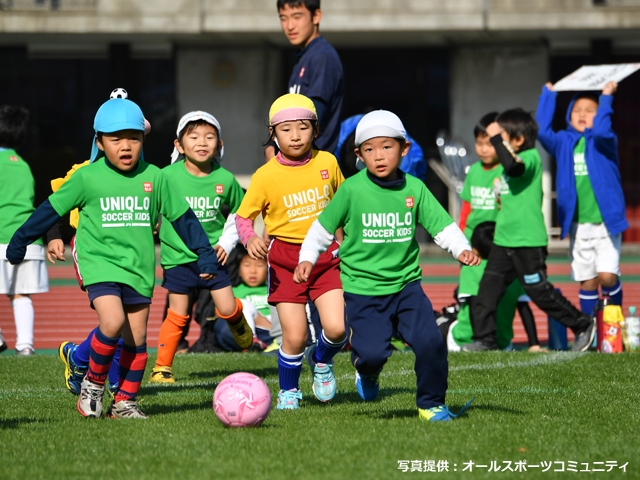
[
  {"xmin": 162, "ymin": 261, "xmax": 231, "ymax": 294},
  {"xmin": 86, "ymin": 282, "xmax": 151, "ymax": 308}
]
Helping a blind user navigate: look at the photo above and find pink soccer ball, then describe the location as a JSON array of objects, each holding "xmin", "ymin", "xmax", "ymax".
[{"xmin": 213, "ymin": 372, "xmax": 271, "ymax": 427}]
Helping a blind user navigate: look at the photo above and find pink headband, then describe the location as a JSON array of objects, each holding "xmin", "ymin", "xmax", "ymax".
[{"xmin": 270, "ymin": 107, "xmax": 317, "ymax": 126}]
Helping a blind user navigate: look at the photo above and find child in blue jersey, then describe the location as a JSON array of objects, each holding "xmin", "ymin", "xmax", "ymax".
[
  {"xmin": 295, "ymin": 110, "xmax": 479, "ymax": 421},
  {"xmin": 536, "ymin": 81, "xmax": 626, "ymax": 316},
  {"xmin": 7, "ymin": 97, "xmax": 218, "ymax": 419}
]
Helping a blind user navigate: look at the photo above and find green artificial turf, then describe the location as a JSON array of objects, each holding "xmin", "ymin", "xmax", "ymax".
[{"xmin": 0, "ymin": 351, "xmax": 638, "ymax": 479}]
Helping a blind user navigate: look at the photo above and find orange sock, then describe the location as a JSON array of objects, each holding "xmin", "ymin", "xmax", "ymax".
[
  {"xmin": 155, "ymin": 308, "xmax": 190, "ymax": 368},
  {"xmin": 216, "ymin": 298, "xmax": 243, "ymax": 323}
]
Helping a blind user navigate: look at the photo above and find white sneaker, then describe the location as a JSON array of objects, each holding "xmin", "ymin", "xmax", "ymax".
[
  {"xmin": 107, "ymin": 399, "xmax": 148, "ymax": 419},
  {"xmin": 77, "ymin": 378, "xmax": 105, "ymax": 418}
]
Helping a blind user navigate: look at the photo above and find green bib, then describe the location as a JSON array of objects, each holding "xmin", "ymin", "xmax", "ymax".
[{"xmin": 573, "ymin": 137, "xmax": 603, "ymax": 224}]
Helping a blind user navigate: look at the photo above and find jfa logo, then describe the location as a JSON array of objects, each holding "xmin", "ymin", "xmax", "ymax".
[
  {"xmin": 9, "ymin": 156, "xmax": 19, "ymax": 162},
  {"xmin": 216, "ymin": 184, "xmax": 224, "ymax": 194},
  {"xmin": 299, "ymin": 67, "xmax": 305, "ymax": 78},
  {"xmin": 143, "ymin": 182, "xmax": 152, "ymax": 192},
  {"xmin": 406, "ymin": 197, "xmax": 414, "ymax": 208},
  {"xmin": 320, "ymin": 170, "xmax": 329, "ymax": 180}
]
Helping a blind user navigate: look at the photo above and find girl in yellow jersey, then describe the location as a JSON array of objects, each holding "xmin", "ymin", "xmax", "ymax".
[{"xmin": 235, "ymin": 94, "xmax": 345, "ymax": 410}]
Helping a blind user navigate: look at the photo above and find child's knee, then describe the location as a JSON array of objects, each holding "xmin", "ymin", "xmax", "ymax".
[{"xmin": 352, "ymin": 349, "xmax": 389, "ymax": 375}]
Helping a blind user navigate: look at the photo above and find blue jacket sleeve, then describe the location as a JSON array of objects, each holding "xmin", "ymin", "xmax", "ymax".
[
  {"xmin": 310, "ymin": 97, "xmax": 329, "ymax": 128},
  {"xmin": 590, "ymin": 94, "xmax": 618, "ymax": 163},
  {"xmin": 535, "ymin": 85, "xmax": 561, "ymax": 157},
  {"xmin": 171, "ymin": 208, "xmax": 219, "ymax": 275},
  {"xmin": 7, "ymin": 199, "xmax": 62, "ymax": 264}
]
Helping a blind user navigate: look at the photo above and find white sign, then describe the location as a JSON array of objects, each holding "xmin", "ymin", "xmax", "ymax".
[{"xmin": 553, "ymin": 63, "xmax": 640, "ymax": 91}]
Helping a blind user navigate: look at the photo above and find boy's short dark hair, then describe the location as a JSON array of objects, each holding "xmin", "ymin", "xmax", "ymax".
[
  {"xmin": 470, "ymin": 221, "xmax": 496, "ymax": 260},
  {"xmin": 473, "ymin": 111, "xmax": 498, "ymax": 138},
  {"xmin": 496, "ymin": 108, "xmax": 538, "ymax": 152},
  {"xmin": 277, "ymin": 0, "xmax": 320, "ymax": 16},
  {"xmin": 573, "ymin": 92, "xmax": 599, "ymax": 105},
  {"xmin": 0, "ymin": 105, "xmax": 29, "ymax": 149}
]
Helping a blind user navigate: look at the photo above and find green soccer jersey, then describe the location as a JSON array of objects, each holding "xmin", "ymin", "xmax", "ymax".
[
  {"xmin": 232, "ymin": 283, "xmax": 269, "ymax": 318},
  {"xmin": 573, "ymin": 137, "xmax": 603, "ymax": 224},
  {"xmin": 0, "ymin": 149, "xmax": 42, "ymax": 245},
  {"xmin": 460, "ymin": 162, "xmax": 502, "ymax": 240},
  {"xmin": 493, "ymin": 148, "xmax": 548, "ymax": 248},
  {"xmin": 48, "ymin": 159, "xmax": 189, "ymax": 298},
  {"xmin": 452, "ymin": 261, "xmax": 525, "ymax": 349},
  {"xmin": 317, "ymin": 171, "xmax": 454, "ymax": 296},
  {"xmin": 159, "ymin": 161, "xmax": 244, "ymax": 270}
]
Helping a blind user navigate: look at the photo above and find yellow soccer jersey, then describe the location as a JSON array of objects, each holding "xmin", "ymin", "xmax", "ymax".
[
  {"xmin": 237, "ymin": 150, "xmax": 344, "ymax": 244},
  {"xmin": 51, "ymin": 160, "xmax": 90, "ymax": 229}
]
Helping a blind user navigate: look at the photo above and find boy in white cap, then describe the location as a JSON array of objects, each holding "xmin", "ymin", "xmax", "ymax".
[
  {"xmin": 294, "ymin": 110, "xmax": 479, "ymax": 421},
  {"xmin": 7, "ymin": 98, "xmax": 219, "ymax": 419},
  {"xmin": 150, "ymin": 110, "xmax": 252, "ymax": 383}
]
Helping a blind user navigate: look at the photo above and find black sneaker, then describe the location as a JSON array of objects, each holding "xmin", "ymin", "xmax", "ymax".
[
  {"xmin": 461, "ymin": 339, "xmax": 499, "ymax": 352},
  {"xmin": 0, "ymin": 329, "xmax": 7, "ymax": 353},
  {"xmin": 571, "ymin": 316, "xmax": 596, "ymax": 352}
]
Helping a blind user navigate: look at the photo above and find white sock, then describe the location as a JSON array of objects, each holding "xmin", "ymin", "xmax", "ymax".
[{"xmin": 11, "ymin": 297, "xmax": 34, "ymax": 351}]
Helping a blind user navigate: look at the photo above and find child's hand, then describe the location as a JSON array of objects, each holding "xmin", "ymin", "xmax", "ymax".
[
  {"xmin": 602, "ymin": 81, "xmax": 618, "ymax": 96},
  {"xmin": 214, "ymin": 245, "xmax": 228, "ymax": 265},
  {"xmin": 247, "ymin": 235, "xmax": 269, "ymax": 260},
  {"xmin": 544, "ymin": 82, "xmax": 554, "ymax": 91},
  {"xmin": 47, "ymin": 239, "xmax": 66, "ymax": 264},
  {"xmin": 293, "ymin": 261, "xmax": 313, "ymax": 284},
  {"xmin": 458, "ymin": 250, "xmax": 481, "ymax": 266},
  {"xmin": 485, "ymin": 121, "xmax": 503, "ymax": 138},
  {"xmin": 199, "ymin": 273, "xmax": 215, "ymax": 280}
]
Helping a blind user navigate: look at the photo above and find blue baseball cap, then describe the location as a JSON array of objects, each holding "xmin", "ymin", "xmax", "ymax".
[{"xmin": 90, "ymin": 98, "xmax": 146, "ymax": 162}]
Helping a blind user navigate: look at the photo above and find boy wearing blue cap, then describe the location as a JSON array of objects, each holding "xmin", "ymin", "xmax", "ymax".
[
  {"xmin": 7, "ymin": 97, "xmax": 219, "ymax": 419},
  {"xmin": 294, "ymin": 110, "xmax": 479, "ymax": 421}
]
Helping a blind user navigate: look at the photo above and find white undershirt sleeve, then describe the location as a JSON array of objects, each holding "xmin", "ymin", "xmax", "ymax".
[
  {"xmin": 298, "ymin": 220, "xmax": 335, "ymax": 265},
  {"xmin": 433, "ymin": 222, "xmax": 472, "ymax": 260},
  {"xmin": 216, "ymin": 213, "xmax": 239, "ymax": 255}
]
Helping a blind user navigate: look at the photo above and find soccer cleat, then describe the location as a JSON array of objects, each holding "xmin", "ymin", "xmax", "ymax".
[
  {"xmin": 418, "ymin": 398, "xmax": 474, "ymax": 422},
  {"xmin": 107, "ymin": 399, "xmax": 148, "ymax": 419},
  {"xmin": 15, "ymin": 347, "xmax": 34, "ymax": 356},
  {"xmin": 226, "ymin": 315, "xmax": 253, "ymax": 350},
  {"xmin": 261, "ymin": 340, "xmax": 280, "ymax": 357},
  {"xmin": 58, "ymin": 341, "xmax": 86, "ymax": 395},
  {"xmin": 77, "ymin": 377, "xmax": 105, "ymax": 418},
  {"xmin": 461, "ymin": 339, "xmax": 499, "ymax": 352},
  {"xmin": 276, "ymin": 388, "xmax": 303, "ymax": 410},
  {"xmin": 571, "ymin": 317, "xmax": 596, "ymax": 352},
  {"xmin": 390, "ymin": 336, "xmax": 413, "ymax": 353},
  {"xmin": 149, "ymin": 365, "xmax": 175, "ymax": 383},
  {"xmin": 355, "ymin": 370, "xmax": 381, "ymax": 401},
  {"xmin": 0, "ymin": 329, "xmax": 7, "ymax": 353},
  {"xmin": 305, "ymin": 343, "xmax": 337, "ymax": 402}
]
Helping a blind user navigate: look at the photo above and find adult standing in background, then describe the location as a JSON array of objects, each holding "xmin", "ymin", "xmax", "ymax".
[{"xmin": 265, "ymin": 0, "xmax": 344, "ymax": 161}]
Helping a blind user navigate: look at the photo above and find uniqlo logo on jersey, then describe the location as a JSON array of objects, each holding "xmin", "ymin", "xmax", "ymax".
[
  {"xmin": 216, "ymin": 184, "xmax": 224, "ymax": 194},
  {"xmin": 405, "ymin": 197, "xmax": 414, "ymax": 208},
  {"xmin": 299, "ymin": 67, "xmax": 305, "ymax": 78},
  {"xmin": 143, "ymin": 182, "xmax": 152, "ymax": 192},
  {"xmin": 320, "ymin": 170, "xmax": 329, "ymax": 180},
  {"xmin": 9, "ymin": 156, "xmax": 18, "ymax": 162}
]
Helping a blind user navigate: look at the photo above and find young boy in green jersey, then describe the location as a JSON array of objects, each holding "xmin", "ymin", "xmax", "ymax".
[
  {"xmin": 150, "ymin": 110, "xmax": 253, "ymax": 383},
  {"xmin": 463, "ymin": 108, "xmax": 594, "ymax": 352},
  {"xmin": 0, "ymin": 105, "xmax": 48, "ymax": 356},
  {"xmin": 294, "ymin": 110, "xmax": 479, "ymax": 421},
  {"xmin": 7, "ymin": 97, "xmax": 219, "ymax": 419}
]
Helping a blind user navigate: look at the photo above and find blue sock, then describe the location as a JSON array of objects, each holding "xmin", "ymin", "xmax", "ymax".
[
  {"xmin": 278, "ymin": 348, "xmax": 303, "ymax": 391},
  {"xmin": 108, "ymin": 339, "xmax": 124, "ymax": 388},
  {"xmin": 315, "ymin": 330, "xmax": 346, "ymax": 364},
  {"xmin": 579, "ymin": 289, "xmax": 599, "ymax": 316},
  {"xmin": 602, "ymin": 280, "xmax": 623, "ymax": 306},
  {"xmin": 72, "ymin": 327, "xmax": 98, "ymax": 367}
]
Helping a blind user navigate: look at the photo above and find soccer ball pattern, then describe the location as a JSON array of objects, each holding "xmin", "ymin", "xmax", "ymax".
[
  {"xmin": 213, "ymin": 372, "xmax": 271, "ymax": 427},
  {"xmin": 110, "ymin": 88, "xmax": 128, "ymax": 99}
]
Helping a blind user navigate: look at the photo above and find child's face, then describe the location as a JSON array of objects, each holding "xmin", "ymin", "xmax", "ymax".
[
  {"xmin": 238, "ymin": 255, "xmax": 267, "ymax": 287},
  {"xmin": 570, "ymin": 98, "xmax": 598, "ymax": 133},
  {"xmin": 272, "ymin": 120, "xmax": 315, "ymax": 159},
  {"xmin": 278, "ymin": 3, "xmax": 321, "ymax": 48},
  {"xmin": 355, "ymin": 137, "xmax": 410, "ymax": 180},
  {"xmin": 175, "ymin": 124, "xmax": 220, "ymax": 166},
  {"xmin": 96, "ymin": 129, "xmax": 144, "ymax": 171},
  {"xmin": 474, "ymin": 133, "xmax": 498, "ymax": 166}
]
